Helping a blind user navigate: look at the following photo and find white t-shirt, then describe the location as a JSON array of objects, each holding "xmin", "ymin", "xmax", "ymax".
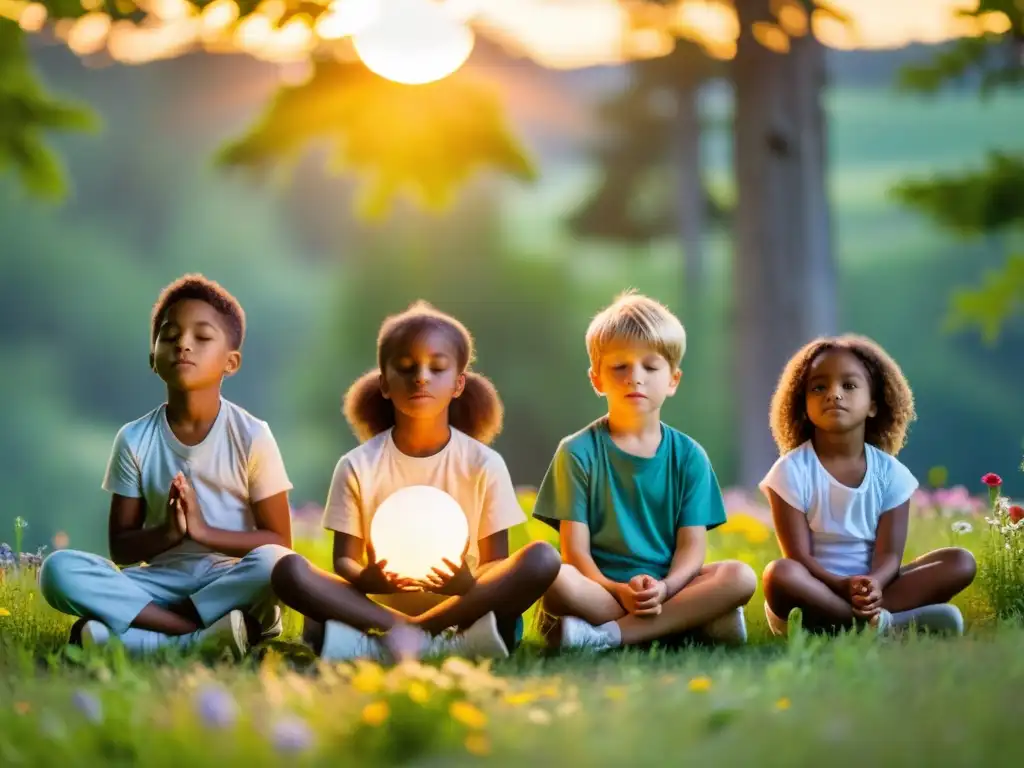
[
  {"xmin": 758, "ymin": 440, "xmax": 919, "ymax": 577},
  {"xmin": 102, "ymin": 398, "xmax": 293, "ymax": 563},
  {"xmin": 322, "ymin": 427, "xmax": 527, "ymax": 615}
]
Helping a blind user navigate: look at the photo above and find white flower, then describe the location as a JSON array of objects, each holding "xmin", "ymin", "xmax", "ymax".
[{"xmin": 951, "ymin": 521, "xmax": 973, "ymax": 534}]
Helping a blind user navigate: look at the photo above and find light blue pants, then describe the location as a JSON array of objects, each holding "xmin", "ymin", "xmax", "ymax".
[{"xmin": 39, "ymin": 545, "xmax": 290, "ymax": 635}]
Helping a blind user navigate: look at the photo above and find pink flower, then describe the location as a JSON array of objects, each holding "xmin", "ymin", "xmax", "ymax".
[
  {"xmin": 1009, "ymin": 506, "xmax": 1024, "ymax": 525},
  {"xmin": 981, "ymin": 473, "xmax": 1003, "ymax": 488}
]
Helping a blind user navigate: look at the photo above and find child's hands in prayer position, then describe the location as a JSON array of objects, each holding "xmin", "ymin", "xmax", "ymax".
[
  {"xmin": 358, "ymin": 542, "xmax": 422, "ymax": 595},
  {"xmin": 848, "ymin": 575, "xmax": 882, "ymax": 619},
  {"xmin": 165, "ymin": 480, "xmax": 188, "ymax": 542},
  {"xmin": 629, "ymin": 574, "xmax": 667, "ymax": 617}
]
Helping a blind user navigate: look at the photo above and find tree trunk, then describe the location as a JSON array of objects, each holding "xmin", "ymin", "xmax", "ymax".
[
  {"xmin": 675, "ymin": 68, "xmax": 705, "ymax": 316},
  {"xmin": 732, "ymin": 0, "xmax": 837, "ymax": 487}
]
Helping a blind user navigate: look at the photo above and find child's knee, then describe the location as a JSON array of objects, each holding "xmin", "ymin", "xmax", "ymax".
[
  {"xmin": 270, "ymin": 552, "xmax": 309, "ymax": 592},
  {"xmin": 517, "ymin": 541, "xmax": 562, "ymax": 585},
  {"xmin": 719, "ymin": 560, "xmax": 758, "ymax": 601},
  {"xmin": 762, "ymin": 558, "xmax": 801, "ymax": 594},
  {"xmin": 38, "ymin": 550, "xmax": 88, "ymax": 605},
  {"xmin": 245, "ymin": 544, "xmax": 292, "ymax": 581},
  {"xmin": 947, "ymin": 547, "xmax": 977, "ymax": 585}
]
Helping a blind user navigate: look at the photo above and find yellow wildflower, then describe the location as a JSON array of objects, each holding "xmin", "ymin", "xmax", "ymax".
[
  {"xmin": 361, "ymin": 701, "xmax": 390, "ymax": 726},
  {"xmin": 450, "ymin": 700, "xmax": 488, "ymax": 729},
  {"xmin": 351, "ymin": 661, "xmax": 385, "ymax": 694},
  {"xmin": 407, "ymin": 681, "xmax": 430, "ymax": 705},
  {"xmin": 688, "ymin": 676, "xmax": 712, "ymax": 693},
  {"xmin": 503, "ymin": 691, "xmax": 538, "ymax": 707},
  {"xmin": 775, "ymin": 697, "xmax": 791, "ymax": 711},
  {"xmin": 0, "ymin": 608, "xmax": 10, "ymax": 617},
  {"xmin": 465, "ymin": 732, "xmax": 491, "ymax": 756},
  {"xmin": 604, "ymin": 686, "xmax": 627, "ymax": 700}
]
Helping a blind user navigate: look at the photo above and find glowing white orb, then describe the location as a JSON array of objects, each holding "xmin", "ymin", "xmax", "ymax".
[
  {"xmin": 369, "ymin": 486, "xmax": 469, "ymax": 581},
  {"xmin": 353, "ymin": 0, "xmax": 475, "ymax": 85}
]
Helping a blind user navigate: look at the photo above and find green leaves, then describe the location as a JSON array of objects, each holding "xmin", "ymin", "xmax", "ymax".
[
  {"xmin": 216, "ymin": 59, "xmax": 535, "ymax": 220},
  {"xmin": 945, "ymin": 253, "xmax": 1024, "ymax": 343},
  {"xmin": 891, "ymin": 151, "xmax": 1024, "ymax": 236},
  {"xmin": 0, "ymin": 21, "xmax": 97, "ymax": 200}
]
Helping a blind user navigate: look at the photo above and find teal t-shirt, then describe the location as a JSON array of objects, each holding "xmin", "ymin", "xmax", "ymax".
[{"xmin": 533, "ymin": 418, "xmax": 727, "ymax": 583}]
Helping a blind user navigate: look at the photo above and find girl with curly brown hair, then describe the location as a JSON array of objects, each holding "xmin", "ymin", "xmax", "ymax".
[
  {"xmin": 270, "ymin": 302, "xmax": 560, "ymax": 663},
  {"xmin": 758, "ymin": 335, "xmax": 976, "ymax": 638}
]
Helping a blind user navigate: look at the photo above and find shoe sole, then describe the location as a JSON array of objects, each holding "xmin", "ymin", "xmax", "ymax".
[{"xmin": 81, "ymin": 620, "xmax": 110, "ymax": 649}]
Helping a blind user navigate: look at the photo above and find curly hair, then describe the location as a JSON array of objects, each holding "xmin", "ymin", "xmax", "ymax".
[
  {"xmin": 151, "ymin": 273, "xmax": 245, "ymax": 350},
  {"xmin": 768, "ymin": 334, "xmax": 916, "ymax": 456},
  {"xmin": 343, "ymin": 301, "xmax": 504, "ymax": 445}
]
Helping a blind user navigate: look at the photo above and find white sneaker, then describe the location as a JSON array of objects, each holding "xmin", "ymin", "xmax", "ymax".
[
  {"xmin": 320, "ymin": 620, "xmax": 386, "ymax": 662},
  {"xmin": 701, "ymin": 607, "xmax": 748, "ymax": 646},
  {"xmin": 558, "ymin": 616, "xmax": 616, "ymax": 652},
  {"xmin": 891, "ymin": 604, "xmax": 964, "ymax": 636},
  {"xmin": 429, "ymin": 612, "xmax": 509, "ymax": 660},
  {"xmin": 80, "ymin": 620, "xmax": 112, "ymax": 649},
  {"xmin": 764, "ymin": 602, "xmax": 788, "ymax": 637},
  {"xmin": 868, "ymin": 608, "xmax": 893, "ymax": 637},
  {"xmin": 189, "ymin": 610, "xmax": 250, "ymax": 660}
]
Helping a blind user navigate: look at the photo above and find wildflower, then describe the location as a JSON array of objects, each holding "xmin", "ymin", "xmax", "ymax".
[
  {"xmin": 350, "ymin": 660, "xmax": 385, "ymax": 694},
  {"xmin": 464, "ymin": 733, "xmax": 491, "ymax": 756},
  {"xmin": 604, "ymin": 686, "xmax": 627, "ymax": 700},
  {"xmin": 502, "ymin": 691, "xmax": 537, "ymax": 707},
  {"xmin": 688, "ymin": 677, "xmax": 712, "ymax": 693},
  {"xmin": 271, "ymin": 716, "xmax": 314, "ymax": 754},
  {"xmin": 774, "ymin": 697, "xmax": 791, "ymax": 711},
  {"xmin": 982, "ymin": 473, "xmax": 1003, "ymax": 488},
  {"xmin": 361, "ymin": 701, "xmax": 390, "ymax": 726},
  {"xmin": 556, "ymin": 700, "xmax": 580, "ymax": 717},
  {"xmin": 71, "ymin": 690, "xmax": 103, "ymax": 724},
  {"xmin": 450, "ymin": 700, "xmax": 487, "ymax": 729},
  {"xmin": 527, "ymin": 708, "xmax": 552, "ymax": 725},
  {"xmin": 951, "ymin": 521, "xmax": 973, "ymax": 535},
  {"xmin": 194, "ymin": 685, "xmax": 238, "ymax": 729},
  {"xmin": 407, "ymin": 681, "xmax": 430, "ymax": 704},
  {"xmin": 0, "ymin": 608, "xmax": 10, "ymax": 617},
  {"xmin": 1009, "ymin": 506, "xmax": 1024, "ymax": 525}
]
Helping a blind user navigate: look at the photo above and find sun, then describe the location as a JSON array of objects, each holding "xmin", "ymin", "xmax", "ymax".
[{"xmin": 352, "ymin": 0, "xmax": 476, "ymax": 85}]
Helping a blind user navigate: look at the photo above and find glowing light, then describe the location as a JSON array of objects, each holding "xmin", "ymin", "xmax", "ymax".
[
  {"xmin": 752, "ymin": 21, "xmax": 790, "ymax": 54},
  {"xmin": 18, "ymin": 2, "xmax": 46, "ymax": 31},
  {"xmin": 369, "ymin": 486, "xmax": 470, "ymax": 582},
  {"xmin": 234, "ymin": 14, "xmax": 273, "ymax": 52},
  {"xmin": 67, "ymin": 12, "xmax": 111, "ymax": 56},
  {"xmin": 199, "ymin": 0, "xmax": 239, "ymax": 41},
  {"xmin": 353, "ymin": 0, "xmax": 475, "ymax": 85},
  {"xmin": 260, "ymin": 16, "xmax": 315, "ymax": 62},
  {"xmin": 316, "ymin": 0, "xmax": 381, "ymax": 40}
]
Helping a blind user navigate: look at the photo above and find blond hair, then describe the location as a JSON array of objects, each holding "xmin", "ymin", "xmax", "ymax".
[{"xmin": 585, "ymin": 290, "xmax": 687, "ymax": 370}]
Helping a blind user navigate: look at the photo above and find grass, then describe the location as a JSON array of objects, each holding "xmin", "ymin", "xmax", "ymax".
[{"xmin": 2, "ymin": 490, "xmax": 1023, "ymax": 766}]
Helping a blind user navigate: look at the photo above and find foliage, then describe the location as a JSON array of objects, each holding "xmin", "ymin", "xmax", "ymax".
[
  {"xmin": 0, "ymin": 20, "xmax": 96, "ymax": 199},
  {"xmin": 217, "ymin": 60, "xmax": 536, "ymax": 220},
  {"xmin": 893, "ymin": 1, "xmax": 1024, "ymax": 340}
]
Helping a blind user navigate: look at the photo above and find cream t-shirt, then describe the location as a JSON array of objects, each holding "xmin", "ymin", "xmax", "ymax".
[
  {"xmin": 758, "ymin": 440, "xmax": 919, "ymax": 577},
  {"xmin": 321, "ymin": 427, "xmax": 527, "ymax": 614}
]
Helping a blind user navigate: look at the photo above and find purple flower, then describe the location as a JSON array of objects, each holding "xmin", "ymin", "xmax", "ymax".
[
  {"xmin": 71, "ymin": 690, "xmax": 103, "ymax": 724},
  {"xmin": 194, "ymin": 685, "xmax": 238, "ymax": 729},
  {"xmin": 272, "ymin": 716, "xmax": 314, "ymax": 754}
]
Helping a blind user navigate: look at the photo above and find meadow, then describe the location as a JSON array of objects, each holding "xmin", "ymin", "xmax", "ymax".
[{"xmin": 3, "ymin": 474, "xmax": 1023, "ymax": 767}]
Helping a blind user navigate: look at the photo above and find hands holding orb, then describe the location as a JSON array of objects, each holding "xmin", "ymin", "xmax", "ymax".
[{"xmin": 368, "ymin": 486, "xmax": 471, "ymax": 591}]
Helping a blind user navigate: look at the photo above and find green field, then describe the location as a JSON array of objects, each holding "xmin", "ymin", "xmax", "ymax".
[{"xmin": 3, "ymin": 483, "xmax": 1023, "ymax": 767}]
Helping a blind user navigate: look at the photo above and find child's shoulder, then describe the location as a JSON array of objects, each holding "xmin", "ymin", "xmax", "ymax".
[
  {"xmin": 867, "ymin": 442, "xmax": 912, "ymax": 482},
  {"xmin": 111, "ymin": 404, "xmax": 166, "ymax": 450},
  {"xmin": 556, "ymin": 418, "xmax": 607, "ymax": 458},
  {"xmin": 450, "ymin": 428, "xmax": 511, "ymax": 475},
  {"xmin": 769, "ymin": 440, "xmax": 816, "ymax": 471}
]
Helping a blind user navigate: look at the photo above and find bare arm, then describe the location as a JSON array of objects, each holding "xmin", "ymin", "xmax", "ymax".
[
  {"xmin": 108, "ymin": 494, "xmax": 183, "ymax": 566},
  {"xmin": 767, "ymin": 489, "xmax": 849, "ymax": 597},
  {"xmin": 867, "ymin": 501, "xmax": 909, "ymax": 589},
  {"xmin": 661, "ymin": 526, "xmax": 707, "ymax": 598},
  {"xmin": 188, "ymin": 491, "xmax": 292, "ymax": 557},
  {"xmin": 331, "ymin": 531, "xmax": 416, "ymax": 594},
  {"xmin": 333, "ymin": 531, "xmax": 367, "ymax": 585},
  {"xmin": 561, "ymin": 520, "xmax": 618, "ymax": 593},
  {"xmin": 476, "ymin": 529, "xmax": 510, "ymax": 574}
]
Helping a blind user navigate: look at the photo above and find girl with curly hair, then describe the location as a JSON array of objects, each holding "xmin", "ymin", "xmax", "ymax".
[
  {"xmin": 271, "ymin": 302, "xmax": 560, "ymax": 663},
  {"xmin": 758, "ymin": 335, "xmax": 976, "ymax": 637}
]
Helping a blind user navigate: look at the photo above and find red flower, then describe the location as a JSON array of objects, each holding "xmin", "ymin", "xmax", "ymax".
[
  {"xmin": 982, "ymin": 473, "xmax": 1003, "ymax": 487},
  {"xmin": 1009, "ymin": 505, "xmax": 1024, "ymax": 524}
]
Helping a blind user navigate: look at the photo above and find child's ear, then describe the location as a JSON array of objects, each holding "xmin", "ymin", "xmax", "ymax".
[
  {"xmin": 588, "ymin": 366, "xmax": 604, "ymax": 396},
  {"xmin": 868, "ymin": 401, "xmax": 878, "ymax": 418},
  {"xmin": 149, "ymin": 352, "xmax": 156, "ymax": 372},
  {"xmin": 224, "ymin": 350, "xmax": 242, "ymax": 377},
  {"xmin": 667, "ymin": 367, "xmax": 683, "ymax": 395},
  {"xmin": 452, "ymin": 373, "xmax": 466, "ymax": 399},
  {"xmin": 378, "ymin": 373, "xmax": 391, "ymax": 400}
]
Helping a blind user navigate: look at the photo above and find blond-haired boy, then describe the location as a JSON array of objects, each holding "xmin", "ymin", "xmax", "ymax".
[{"xmin": 534, "ymin": 291, "xmax": 756, "ymax": 650}]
